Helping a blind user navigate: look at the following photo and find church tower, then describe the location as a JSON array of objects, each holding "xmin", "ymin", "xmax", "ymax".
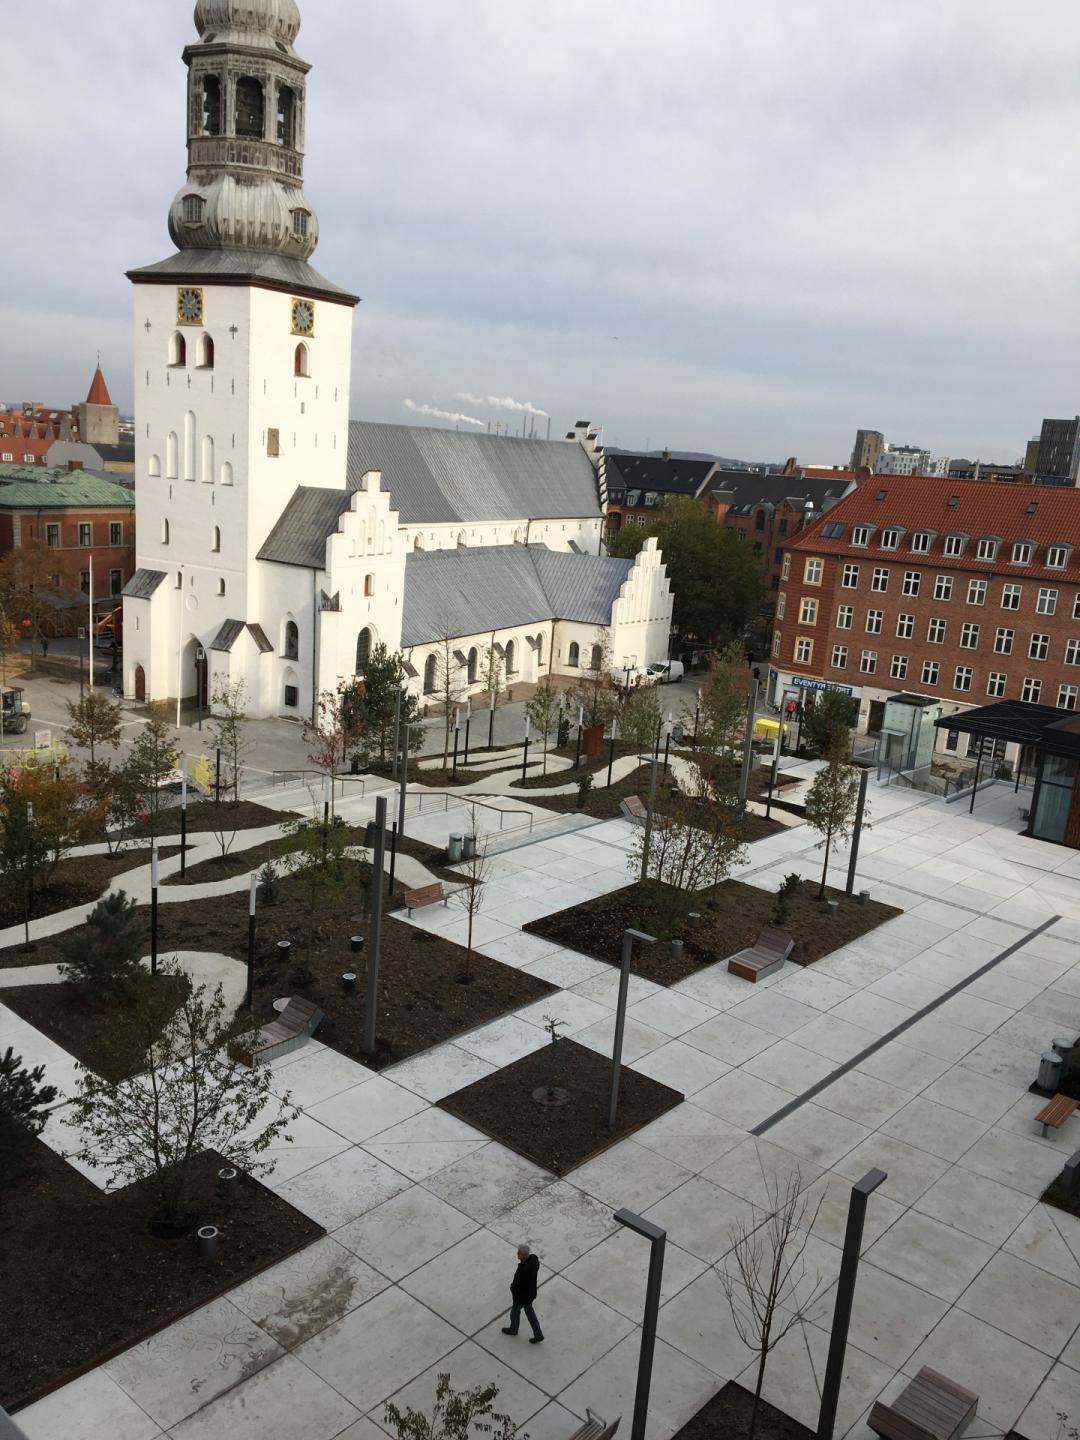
[{"xmin": 124, "ymin": 0, "xmax": 358, "ymax": 712}]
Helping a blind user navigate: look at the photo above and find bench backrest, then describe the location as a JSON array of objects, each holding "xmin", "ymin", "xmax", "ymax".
[
  {"xmin": 758, "ymin": 927, "xmax": 794, "ymax": 957},
  {"xmin": 407, "ymin": 883, "xmax": 443, "ymax": 903},
  {"xmin": 278, "ymin": 997, "xmax": 323, "ymax": 1035}
]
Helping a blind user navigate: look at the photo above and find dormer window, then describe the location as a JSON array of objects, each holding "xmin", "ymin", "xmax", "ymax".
[
  {"xmin": 182, "ymin": 194, "xmax": 205, "ymax": 225},
  {"xmin": 851, "ymin": 526, "xmax": 870, "ymax": 547},
  {"xmin": 1011, "ymin": 541, "xmax": 1034, "ymax": 565},
  {"xmin": 911, "ymin": 531, "xmax": 931, "ymax": 554},
  {"xmin": 975, "ymin": 538, "xmax": 999, "ymax": 561},
  {"xmin": 292, "ymin": 209, "xmax": 310, "ymax": 240},
  {"xmin": 1047, "ymin": 545, "xmax": 1070, "ymax": 569},
  {"xmin": 880, "ymin": 528, "xmax": 901, "ymax": 550},
  {"xmin": 943, "ymin": 534, "xmax": 966, "ymax": 557}
]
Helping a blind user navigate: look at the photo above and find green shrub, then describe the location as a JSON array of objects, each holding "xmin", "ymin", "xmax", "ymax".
[{"xmin": 59, "ymin": 890, "xmax": 144, "ymax": 992}]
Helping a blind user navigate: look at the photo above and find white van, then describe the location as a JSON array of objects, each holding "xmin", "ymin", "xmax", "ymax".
[{"xmin": 646, "ymin": 660, "xmax": 685, "ymax": 684}]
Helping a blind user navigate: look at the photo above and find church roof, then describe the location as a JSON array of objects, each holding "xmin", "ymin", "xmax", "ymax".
[
  {"xmin": 126, "ymin": 248, "xmax": 359, "ymax": 306},
  {"xmin": 346, "ymin": 422, "xmax": 602, "ymax": 525},
  {"xmin": 85, "ymin": 366, "xmax": 113, "ymax": 407},
  {"xmin": 123, "ymin": 568, "xmax": 168, "ymax": 599},
  {"xmin": 400, "ymin": 544, "xmax": 632, "ymax": 647},
  {"xmin": 256, "ymin": 486, "xmax": 347, "ymax": 568}
]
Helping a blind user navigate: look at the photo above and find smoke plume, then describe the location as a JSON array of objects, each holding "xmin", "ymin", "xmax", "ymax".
[
  {"xmin": 458, "ymin": 392, "xmax": 549, "ymax": 417},
  {"xmin": 404, "ymin": 399, "xmax": 484, "ymax": 427}
]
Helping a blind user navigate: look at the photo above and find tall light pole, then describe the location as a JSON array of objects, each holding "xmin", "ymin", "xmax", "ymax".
[
  {"xmin": 609, "ymin": 928, "xmax": 656, "ymax": 1129},
  {"xmin": 817, "ymin": 1169, "xmax": 887, "ymax": 1440},
  {"xmin": 614, "ymin": 1209, "xmax": 667, "ymax": 1440},
  {"xmin": 363, "ymin": 795, "xmax": 388, "ymax": 1055}
]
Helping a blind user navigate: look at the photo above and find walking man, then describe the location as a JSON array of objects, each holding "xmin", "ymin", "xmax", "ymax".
[{"xmin": 502, "ymin": 1244, "xmax": 544, "ymax": 1343}]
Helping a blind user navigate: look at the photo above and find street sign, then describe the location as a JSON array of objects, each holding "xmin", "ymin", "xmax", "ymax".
[
  {"xmin": 789, "ymin": 677, "xmax": 854, "ymax": 697},
  {"xmin": 34, "ymin": 729, "xmax": 51, "ymax": 750}
]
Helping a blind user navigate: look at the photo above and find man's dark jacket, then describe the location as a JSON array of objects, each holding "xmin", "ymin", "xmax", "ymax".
[{"xmin": 511, "ymin": 1254, "xmax": 539, "ymax": 1303}]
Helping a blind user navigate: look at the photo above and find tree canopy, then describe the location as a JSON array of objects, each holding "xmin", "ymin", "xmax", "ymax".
[{"xmin": 609, "ymin": 496, "xmax": 765, "ymax": 646}]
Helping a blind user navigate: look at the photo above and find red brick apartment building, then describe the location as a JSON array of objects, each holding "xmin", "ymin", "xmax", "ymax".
[{"xmin": 771, "ymin": 475, "xmax": 1080, "ymax": 755}]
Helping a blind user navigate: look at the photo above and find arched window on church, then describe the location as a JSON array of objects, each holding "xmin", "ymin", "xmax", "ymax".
[
  {"xmin": 166, "ymin": 432, "xmax": 178, "ymax": 478},
  {"xmin": 202, "ymin": 434, "xmax": 215, "ymax": 484},
  {"xmin": 283, "ymin": 620, "xmax": 299, "ymax": 660},
  {"xmin": 202, "ymin": 75, "xmax": 221, "ymax": 135},
  {"xmin": 590, "ymin": 643, "xmax": 603, "ymax": 673},
  {"xmin": 467, "ymin": 647, "xmax": 478, "ymax": 684},
  {"xmin": 413, "ymin": 535, "xmax": 424, "ymax": 552},
  {"xmin": 196, "ymin": 334, "xmax": 214, "ymax": 369},
  {"xmin": 568, "ymin": 641, "xmax": 580, "ymax": 668},
  {"xmin": 276, "ymin": 83, "xmax": 297, "ymax": 147},
  {"xmin": 161, "ymin": 518, "xmax": 170, "ymax": 545},
  {"xmin": 169, "ymin": 333, "xmax": 186, "ymax": 367},
  {"xmin": 183, "ymin": 411, "xmax": 196, "ymax": 481},
  {"xmin": 457, "ymin": 531, "xmax": 468, "ymax": 548},
  {"xmin": 364, "ymin": 574, "xmax": 374, "ymax": 597},
  {"xmin": 148, "ymin": 453, "xmax": 161, "ymax": 478},
  {"xmin": 294, "ymin": 343, "xmax": 309, "ymax": 378},
  {"xmin": 236, "ymin": 77, "xmax": 265, "ymax": 139},
  {"xmin": 220, "ymin": 461, "xmax": 233, "ymax": 486},
  {"xmin": 424, "ymin": 654, "xmax": 437, "ymax": 693},
  {"xmin": 211, "ymin": 525, "xmax": 221, "ymax": 553},
  {"xmin": 355, "ymin": 627, "xmax": 372, "ymax": 674},
  {"xmin": 505, "ymin": 640, "xmax": 516, "ymax": 676}
]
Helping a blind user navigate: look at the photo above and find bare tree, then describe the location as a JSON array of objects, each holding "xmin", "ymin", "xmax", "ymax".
[
  {"xmin": 431, "ymin": 622, "xmax": 468, "ymax": 769},
  {"xmin": 451, "ymin": 807, "xmax": 490, "ymax": 983},
  {"xmin": 482, "ymin": 641, "xmax": 505, "ymax": 749},
  {"xmin": 209, "ymin": 677, "xmax": 252, "ymax": 804},
  {"xmin": 719, "ymin": 1167, "xmax": 826, "ymax": 1440},
  {"xmin": 303, "ymin": 689, "xmax": 348, "ymax": 814},
  {"xmin": 525, "ymin": 678, "xmax": 561, "ymax": 775}
]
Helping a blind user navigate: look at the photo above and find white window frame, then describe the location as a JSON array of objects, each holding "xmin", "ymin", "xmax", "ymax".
[
  {"xmin": 851, "ymin": 526, "xmax": 870, "ymax": 548},
  {"xmin": 859, "ymin": 650, "xmax": 877, "ymax": 674},
  {"xmin": 1021, "ymin": 677, "xmax": 1042, "ymax": 703},
  {"xmin": 776, "ymin": 593, "xmax": 786, "ymax": 620},
  {"xmin": 865, "ymin": 609, "xmax": 883, "ymax": 635},
  {"xmin": 836, "ymin": 605, "xmax": 853, "ymax": 630},
  {"xmin": 1047, "ymin": 546, "xmax": 1069, "ymax": 569},
  {"xmin": 1001, "ymin": 583, "xmax": 1022, "ymax": 610},
  {"xmin": 953, "ymin": 666, "xmax": 973, "ymax": 692},
  {"xmin": 975, "ymin": 538, "xmax": 998, "ymax": 561},
  {"xmin": 902, "ymin": 571, "xmax": 921, "ymax": 596},
  {"xmin": 1058, "ymin": 684, "xmax": 1079, "ymax": 711},
  {"xmin": 1036, "ymin": 588, "xmax": 1058, "ymax": 616},
  {"xmin": 830, "ymin": 645, "xmax": 848, "ymax": 669},
  {"xmin": 1065, "ymin": 639, "xmax": 1080, "ymax": 666},
  {"xmin": 841, "ymin": 564, "xmax": 860, "ymax": 589},
  {"xmin": 986, "ymin": 672, "xmax": 1006, "ymax": 698},
  {"xmin": 781, "ymin": 554, "xmax": 791, "ymax": 581},
  {"xmin": 890, "ymin": 654, "xmax": 908, "ymax": 680},
  {"xmin": 994, "ymin": 627, "xmax": 1014, "ymax": 656},
  {"xmin": 799, "ymin": 597, "xmax": 818, "ymax": 625},
  {"xmin": 896, "ymin": 613, "xmax": 914, "ymax": 639},
  {"xmin": 1029, "ymin": 632, "xmax": 1049, "ymax": 661},
  {"xmin": 794, "ymin": 637, "xmax": 813, "ymax": 665},
  {"xmin": 871, "ymin": 567, "xmax": 889, "ymax": 593},
  {"xmin": 921, "ymin": 660, "xmax": 939, "ymax": 685},
  {"xmin": 927, "ymin": 618, "xmax": 947, "ymax": 644},
  {"xmin": 934, "ymin": 575, "xmax": 953, "ymax": 601},
  {"xmin": 910, "ymin": 532, "xmax": 931, "ymax": 554},
  {"xmin": 803, "ymin": 558, "xmax": 823, "ymax": 585},
  {"xmin": 966, "ymin": 578, "xmax": 986, "ymax": 606},
  {"xmin": 943, "ymin": 534, "xmax": 965, "ymax": 557},
  {"xmin": 880, "ymin": 528, "xmax": 900, "ymax": 550},
  {"xmin": 959, "ymin": 622, "xmax": 980, "ymax": 650},
  {"xmin": 1011, "ymin": 541, "xmax": 1033, "ymax": 565}
]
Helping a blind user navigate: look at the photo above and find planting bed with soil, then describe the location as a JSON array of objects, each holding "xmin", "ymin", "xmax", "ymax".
[
  {"xmin": 525, "ymin": 878, "xmax": 901, "ymax": 985},
  {"xmin": 438, "ymin": 1037, "xmax": 682, "ymax": 1174},
  {"xmin": 0, "ymin": 1142, "xmax": 322, "ymax": 1414},
  {"xmin": 671, "ymin": 1380, "xmax": 812, "ymax": 1440}
]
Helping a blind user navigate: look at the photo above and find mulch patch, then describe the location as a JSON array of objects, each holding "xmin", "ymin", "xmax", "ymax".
[
  {"xmin": 0, "ymin": 1142, "xmax": 323, "ymax": 1414},
  {"xmin": 1, "ymin": 974, "xmax": 189, "ymax": 1081},
  {"xmin": 1041, "ymin": 1167, "xmax": 1080, "ymax": 1220},
  {"xmin": 127, "ymin": 799, "xmax": 296, "ymax": 841},
  {"xmin": 671, "ymin": 1380, "xmax": 812, "ymax": 1440},
  {"xmin": 438, "ymin": 1037, "xmax": 682, "ymax": 1175},
  {"xmin": 6, "ymin": 862, "xmax": 554, "ymax": 1071},
  {"xmin": 0, "ymin": 847, "xmax": 180, "ymax": 965},
  {"xmin": 525, "ymin": 878, "xmax": 901, "ymax": 985},
  {"xmin": 164, "ymin": 834, "xmax": 300, "ymax": 887}
]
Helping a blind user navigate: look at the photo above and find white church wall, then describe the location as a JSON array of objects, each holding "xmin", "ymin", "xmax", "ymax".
[
  {"xmin": 400, "ymin": 515, "xmax": 602, "ymax": 556},
  {"xmin": 609, "ymin": 537, "xmax": 673, "ymax": 670},
  {"xmin": 320, "ymin": 472, "xmax": 406, "ymax": 693}
]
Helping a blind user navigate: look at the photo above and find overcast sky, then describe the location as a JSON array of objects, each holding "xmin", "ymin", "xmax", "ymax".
[{"xmin": 4, "ymin": 1, "xmax": 1080, "ymax": 463}]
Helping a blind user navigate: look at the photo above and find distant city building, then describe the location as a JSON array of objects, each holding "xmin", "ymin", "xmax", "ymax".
[
  {"xmin": 1024, "ymin": 437, "xmax": 1041, "ymax": 474},
  {"xmin": 0, "ymin": 364, "xmax": 133, "ymax": 471},
  {"xmin": 851, "ymin": 429, "xmax": 885, "ymax": 470},
  {"xmin": 1035, "ymin": 416, "xmax": 1080, "ymax": 487}
]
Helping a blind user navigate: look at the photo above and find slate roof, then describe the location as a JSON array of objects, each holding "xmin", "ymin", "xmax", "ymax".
[
  {"xmin": 257, "ymin": 486, "xmax": 350, "ymax": 568},
  {"xmin": 85, "ymin": 366, "xmax": 113, "ymax": 406},
  {"xmin": 401, "ymin": 545, "xmax": 632, "ymax": 647},
  {"xmin": 605, "ymin": 453, "xmax": 717, "ymax": 499},
  {"xmin": 789, "ymin": 473, "xmax": 1080, "ymax": 581},
  {"xmin": 211, "ymin": 619, "xmax": 276, "ymax": 653},
  {"xmin": 710, "ymin": 470, "xmax": 853, "ymax": 515},
  {"xmin": 126, "ymin": 248, "xmax": 359, "ymax": 306},
  {"xmin": 0, "ymin": 466, "xmax": 135, "ymax": 508},
  {"xmin": 123, "ymin": 568, "xmax": 168, "ymax": 599},
  {"xmin": 346, "ymin": 422, "xmax": 602, "ymax": 525}
]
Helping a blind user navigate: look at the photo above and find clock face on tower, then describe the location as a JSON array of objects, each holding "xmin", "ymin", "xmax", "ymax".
[
  {"xmin": 176, "ymin": 287, "xmax": 204, "ymax": 326},
  {"xmin": 291, "ymin": 297, "xmax": 316, "ymax": 337}
]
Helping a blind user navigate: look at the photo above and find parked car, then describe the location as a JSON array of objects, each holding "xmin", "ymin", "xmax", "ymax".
[
  {"xmin": 610, "ymin": 665, "xmax": 649, "ymax": 688},
  {"xmin": 646, "ymin": 660, "xmax": 685, "ymax": 684}
]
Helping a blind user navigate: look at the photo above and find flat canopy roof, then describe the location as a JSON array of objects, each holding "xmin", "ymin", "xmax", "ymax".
[{"xmin": 934, "ymin": 699, "xmax": 1080, "ymax": 752}]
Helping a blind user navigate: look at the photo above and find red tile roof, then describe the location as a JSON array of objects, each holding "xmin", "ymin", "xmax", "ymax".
[
  {"xmin": 85, "ymin": 366, "xmax": 113, "ymax": 407},
  {"xmin": 789, "ymin": 474, "xmax": 1080, "ymax": 582}
]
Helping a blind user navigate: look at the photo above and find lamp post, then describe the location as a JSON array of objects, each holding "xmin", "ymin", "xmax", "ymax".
[
  {"xmin": 390, "ymin": 688, "xmax": 402, "ymax": 781},
  {"xmin": 609, "ymin": 928, "xmax": 656, "ymax": 1129},
  {"xmin": 195, "ymin": 647, "xmax": 205, "ymax": 730},
  {"xmin": 607, "ymin": 717, "xmax": 617, "ymax": 788},
  {"xmin": 639, "ymin": 755, "xmax": 660, "ymax": 884},
  {"xmin": 662, "ymin": 714, "xmax": 673, "ymax": 778},
  {"xmin": 452, "ymin": 712, "xmax": 460, "ymax": 781},
  {"xmin": 78, "ymin": 627, "xmax": 86, "ymax": 698},
  {"xmin": 245, "ymin": 873, "xmax": 257, "ymax": 1009},
  {"xmin": 845, "ymin": 768, "xmax": 870, "ymax": 897},
  {"xmin": 614, "ymin": 1208, "xmax": 667, "ymax": 1440},
  {"xmin": 574, "ymin": 703, "xmax": 584, "ymax": 769},
  {"xmin": 738, "ymin": 678, "xmax": 759, "ymax": 806},
  {"xmin": 522, "ymin": 715, "xmax": 531, "ymax": 782},
  {"xmin": 765, "ymin": 728, "xmax": 780, "ymax": 822},
  {"xmin": 363, "ymin": 796, "xmax": 388, "ymax": 1055},
  {"xmin": 816, "ymin": 1169, "xmax": 887, "ymax": 1440},
  {"xmin": 150, "ymin": 846, "xmax": 159, "ymax": 977},
  {"xmin": 179, "ymin": 753, "xmax": 188, "ymax": 877},
  {"xmin": 398, "ymin": 721, "xmax": 410, "ymax": 840}
]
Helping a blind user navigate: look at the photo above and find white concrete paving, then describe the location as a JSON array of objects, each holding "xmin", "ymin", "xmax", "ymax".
[{"xmin": 10, "ymin": 773, "xmax": 1080, "ymax": 1439}]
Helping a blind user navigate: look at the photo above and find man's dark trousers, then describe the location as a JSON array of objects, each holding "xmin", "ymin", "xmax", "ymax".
[{"xmin": 507, "ymin": 1254, "xmax": 543, "ymax": 1339}]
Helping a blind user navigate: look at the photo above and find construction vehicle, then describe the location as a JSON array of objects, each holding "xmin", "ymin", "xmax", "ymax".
[{"xmin": 0, "ymin": 687, "xmax": 30, "ymax": 735}]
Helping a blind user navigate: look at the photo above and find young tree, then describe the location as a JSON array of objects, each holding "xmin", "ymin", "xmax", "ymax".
[
  {"xmin": 482, "ymin": 642, "xmax": 505, "ymax": 749},
  {"xmin": 352, "ymin": 643, "xmax": 423, "ymax": 766},
  {"xmin": 66, "ymin": 967, "xmax": 299, "ymax": 1228},
  {"xmin": 718, "ymin": 1167, "xmax": 826, "ymax": 1440},
  {"xmin": 0, "ymin": 609, "xmax": 16, "ymax": 685},
  {"xmin": 209, "ymin": 676, "xmax": 252, "ymax": 804},
  {"xmin": 0, "ymin": 761, "xmax": 100, "ymax": 920},
  {"xmin": 609, "ymin": 495, "xmax": 766, "ymax": 647},
  {"xmin": 59, "ymin": 891, "xmax": 145, "ymax": 994},
  {"xmin": 431, "ymin": 623, "xmax": 467, "ymax": 769},
  {"xmin": 124, "ymin": 703, "xmax": 179, "ymax": 842},
  {"xmin": 0, "ymin": 1045, "xmax": 58, "ymax": 1184},
  {"xmin": 804, "ymin": 731, "xmax": 864, "ymax": 898},
  {"xmin": 694, "ymin": 643, "xmax": 748, "ymax": 811},
  {"xmin": 801, "ymin": 687, "xmax": 858, "ymax": 761},
  {"xmin": 450, "ymin": 809, "xmax": 490, "ymax": 983},
  {"xmin": 281, "ymin": 811, "xmax": 351, "ymax": 973},
  {"xmin": 572, "ymin": 626, "xmax": 617, "ymax": 730},
  {"xmin": 620, "ymin": 682, "xmax": 662, "ymax": 755},
  {"xmin": 384, "ymin": 1374, "xmax": 516, "ymax": 1440},
  {"xmin": 304, "ymin": 689, "xmax": 349, "ymax": 812},
  {"xmin": 525, "ymin": 679, "xmax": 562, "ymax": 774},
  {"xmin": 0, "ymin": 541, "xmax": 57, "ymax": 675},
  {"xmin": 66, "ymin": 690, "xmax": 123, "ymax": 771}
]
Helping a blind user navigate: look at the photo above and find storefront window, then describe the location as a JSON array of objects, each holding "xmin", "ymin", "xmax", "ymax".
[{"xmin": 1033, "ymin": 753, "xmax": 1077, "ymax": 844}]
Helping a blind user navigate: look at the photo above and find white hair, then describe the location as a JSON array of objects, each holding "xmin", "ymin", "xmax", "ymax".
[{"xmin": 517, "ymin": 1244, "xmax": 531, "ymax": 1256}]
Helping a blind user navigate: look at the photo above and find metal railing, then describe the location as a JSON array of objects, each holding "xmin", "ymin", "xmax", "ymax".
[
  {"xmin": 403, "ymin": 787, "xmax": 535, "ymax": 835},
  {"xmin": 270, "ymin": 769, "xmax": 366, "ymax": 798}
]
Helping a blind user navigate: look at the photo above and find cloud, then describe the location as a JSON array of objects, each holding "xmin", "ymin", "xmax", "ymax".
[
  {"xmin": 458, "ymin": 393, "xmax": 549, "ymax": 417},
  {"xmin": 403, "ymin": 399, "xmax": 484, "ymax": 427}
]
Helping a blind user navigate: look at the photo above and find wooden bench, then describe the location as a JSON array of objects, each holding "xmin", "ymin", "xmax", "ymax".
[
  {"xmin": 566, "ymin": 1411, "xmax": 620, "ymax": 1440},
  {"xmin": 774, "ymin": 778, "xmax": 801, "ymax": 794},
  {"xmin": 869, "ymin": 1366, "xmax": 977, "ymax": 1440},
  {"xmin": 728, "ymin": 926, "xmax": 795, "ymax": 982},
  {"xmin": 248, "ymin": 996, "xmax": 324, "ymax": 1065},
  {"xmin": 620, "ymin": 796, "xmax": 648, "ymax": 825},
  {"xmin": 405, "ymin": 882, "xmax": 448, "ymax": 916},
  {"xmin": 1035, "ymin": 1092, "xmax": 1079, "ymax": 1137}
]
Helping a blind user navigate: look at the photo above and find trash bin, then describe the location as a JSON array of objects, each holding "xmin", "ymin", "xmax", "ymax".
[
  {"xmin": 198, "ymin": 1225, "xmax": 219, "ymax": 1262},
  {"xmin": 448, "ymin": 833, "xmax": 463, "ymax": 864},
  {"xmin": 671, "ymin": 939, "xmax": 684, "ymax": 961},
  {"xmin": 463, "ymin": 833, "xmax": 477, "ymax": 860},
  {"xmin": 1039, "ymin": 1051, "xmax": 1063, "ymax": 1091},
  {"xmin": 1053, "ymin": 1038, "xmax": 1074, "ymax": 1077},
  {"xmin": 341, "ymin": 971, "xmax": 357, "ymax": 993}
]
